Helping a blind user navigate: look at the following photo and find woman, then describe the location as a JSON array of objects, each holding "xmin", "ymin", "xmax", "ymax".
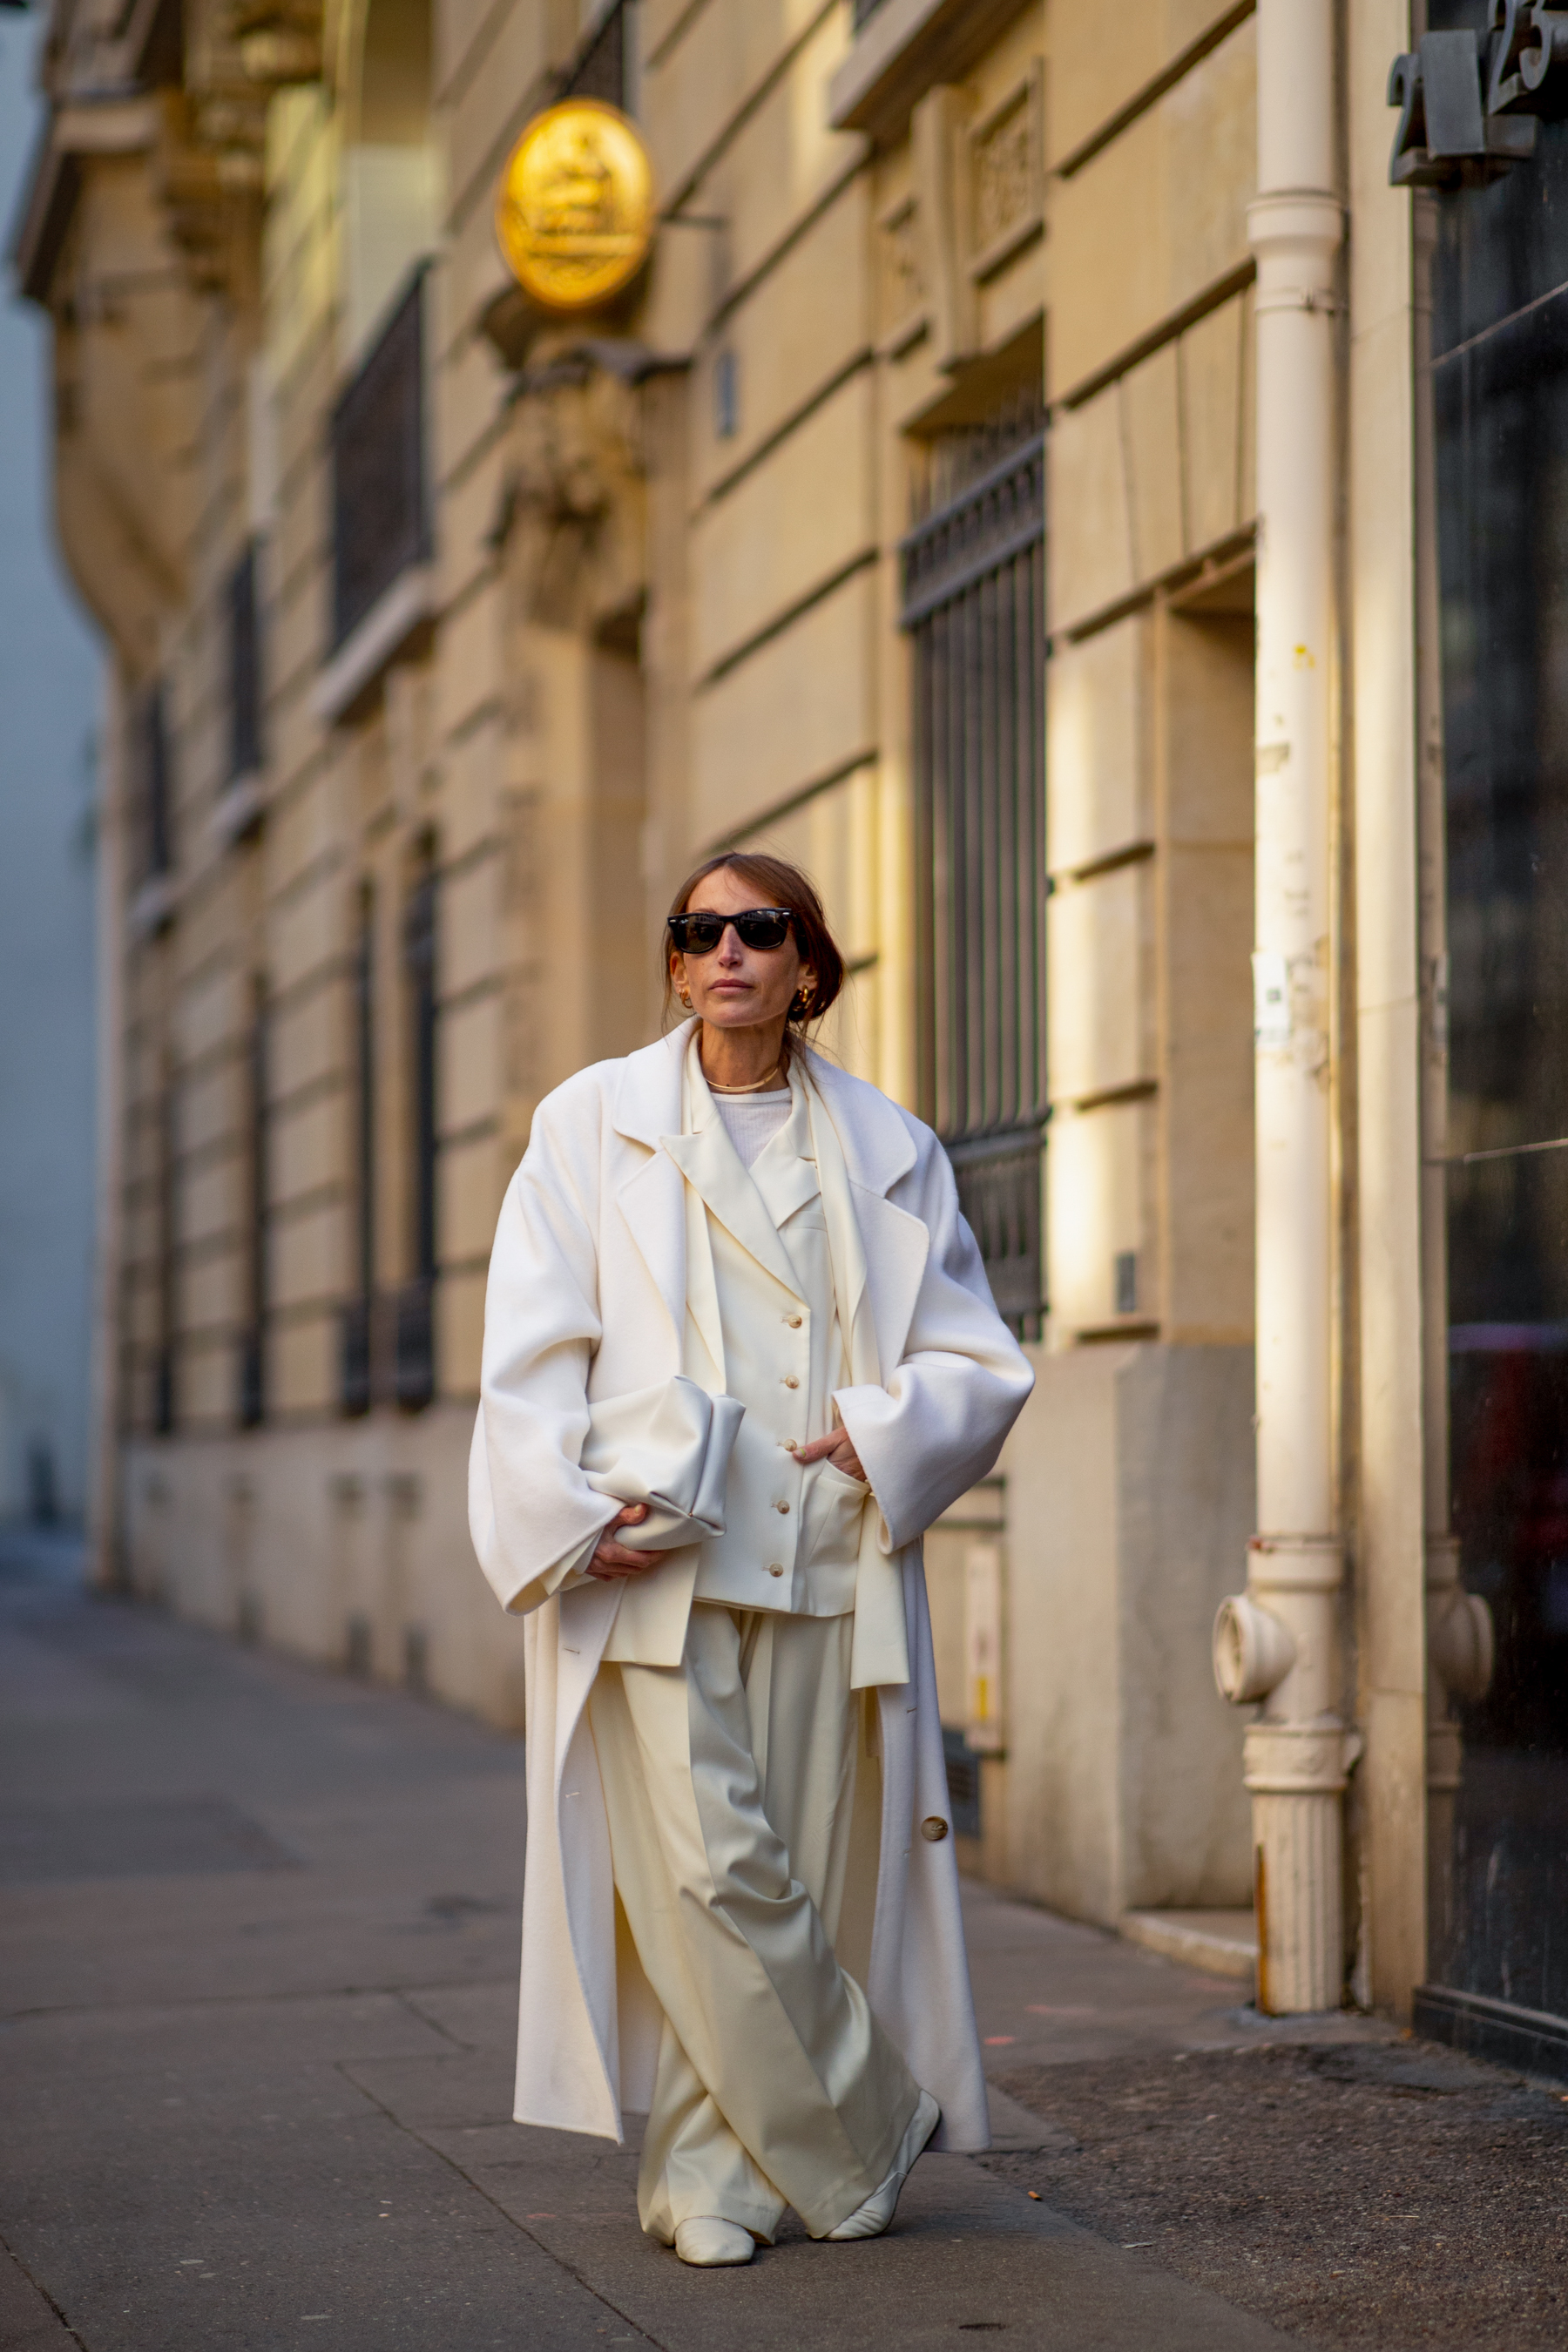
[{"xmin": 470, "ymin": 852, "xmax": 1033, "ymax": 2267}]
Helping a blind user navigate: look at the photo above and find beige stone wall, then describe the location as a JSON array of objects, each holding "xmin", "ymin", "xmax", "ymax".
[
  {"xmin": 973, "ymin": 0, "xmax": 1260, "ymax": 1923},
  {"xmin": 34, "ymin": 0, "xmax": 1263, "ymax": 1934}
]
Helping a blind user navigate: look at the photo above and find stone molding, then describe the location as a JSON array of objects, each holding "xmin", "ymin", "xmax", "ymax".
[{"xmin": 828, "ymin": 0, "xmax": 1037, "ymax": 144}]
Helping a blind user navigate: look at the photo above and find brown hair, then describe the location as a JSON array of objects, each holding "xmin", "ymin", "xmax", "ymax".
[{"xmin": 662, "ymin": 852, "xmax": 845, "ymax": 1051}]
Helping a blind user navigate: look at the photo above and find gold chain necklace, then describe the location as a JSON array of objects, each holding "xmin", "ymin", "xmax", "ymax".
[{"xmin": 706, "ymin": 1061, "xmax": 784, "ymax": 1096}]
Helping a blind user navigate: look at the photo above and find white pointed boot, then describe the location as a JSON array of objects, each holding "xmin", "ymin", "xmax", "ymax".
[
  {"xmin": 825, "ymin": 2092, "xmax": 940, "ymax": 2241},
  {"xmin": 673, "ymin": 2217, "xmax": 755, "ymax": 2267}
]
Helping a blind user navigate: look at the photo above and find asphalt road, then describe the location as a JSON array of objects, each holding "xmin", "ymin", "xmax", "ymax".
[{"xmin": 0, "ymin": 1532, "xmax": 1478, "ymax": 2352}]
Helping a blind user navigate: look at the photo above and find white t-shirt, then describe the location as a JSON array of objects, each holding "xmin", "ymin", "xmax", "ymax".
[{"xmin": 711, "ymin": 1086, "xmax": 793, "ymax": 1169}]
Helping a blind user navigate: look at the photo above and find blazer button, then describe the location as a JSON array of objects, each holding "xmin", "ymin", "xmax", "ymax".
[
  {"xmin": 774, "ymin": 1499, "xmax": 790, "ymax": 1513},
  {"xmin": 767, "ymin": 1564, "xmax": 785, "ymax": 1578},
  {"xmin": 782, "ymin": 1375, "xmax": 800, "ymax": 1389},
  {"xmin": 920, "ymin": 1816, "xmax": 950, "ymax": 1842},
  {"xmin": 786, "ymin": 1314, "xmax": 803, "ymax": 1328}
]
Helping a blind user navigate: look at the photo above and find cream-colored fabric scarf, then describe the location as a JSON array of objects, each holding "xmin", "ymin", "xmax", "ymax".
[{"xmin": 798, "ymin": 1058, "xmax": 911, "ymax": 1690}]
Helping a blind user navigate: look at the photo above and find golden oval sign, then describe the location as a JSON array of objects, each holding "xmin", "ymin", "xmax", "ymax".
[{"xmin": 495, "ymin": 98, "xmax": 654, "ymax": 314}]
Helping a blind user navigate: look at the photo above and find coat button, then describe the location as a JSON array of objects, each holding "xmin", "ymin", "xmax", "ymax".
[
  {"xmin": 786, "ymin": 1315, "xmax": 803, "ymax": 1328},
  {"xmin": 782, "ymin": 1375, "xmax": 800, "ymax": 1389},
  {"xmin": 774, "ymin": 1499, "xmax": 790, "ymax": 1513},
  {"xmin": 920, "ymin": 1816, "xmax": 950, "ymax": 1842},
  {"xmin": 767, "ymin": 1564, "xmax": 785, "ymax": 1578}
]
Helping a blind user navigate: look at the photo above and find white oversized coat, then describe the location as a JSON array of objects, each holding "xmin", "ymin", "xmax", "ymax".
[{"xmin": 469, "ymin": 1022, "xmax": 1035, "ymax": 2153}]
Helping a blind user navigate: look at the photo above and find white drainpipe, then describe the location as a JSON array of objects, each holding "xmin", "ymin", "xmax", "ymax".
[{"xmin": 1211, "ymin": 0, "xmax": 1358, "ymax": 2015}]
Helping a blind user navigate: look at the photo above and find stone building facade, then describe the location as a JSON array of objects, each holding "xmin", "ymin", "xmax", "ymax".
[{"xmin": 29, "ymin": 0, "xmax": 1548, "ymax": 2052}]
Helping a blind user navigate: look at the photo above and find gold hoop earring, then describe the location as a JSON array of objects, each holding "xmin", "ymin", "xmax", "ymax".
[{"xmin": 679, "ymin": 990, "xmax": 693, "ymax": 1010}]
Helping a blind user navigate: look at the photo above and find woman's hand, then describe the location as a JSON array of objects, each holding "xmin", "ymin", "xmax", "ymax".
[
  {"xmin": 793, "ymin": 1429, "xmax": 868, "ymax": 1483},
  {"xmin": 585, "ymin": 1502, "xmax": 659, "ymax": 1578}
]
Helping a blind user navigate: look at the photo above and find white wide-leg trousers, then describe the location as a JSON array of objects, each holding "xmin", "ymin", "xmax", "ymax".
[{"xmin": 586, "ymin": 1602, "xmax": 921, "ymax": 2242}]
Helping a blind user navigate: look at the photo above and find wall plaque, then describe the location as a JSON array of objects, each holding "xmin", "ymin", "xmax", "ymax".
[{"xmin": 495, "ymin": 98, "xmax": 654, "ymax": 313}]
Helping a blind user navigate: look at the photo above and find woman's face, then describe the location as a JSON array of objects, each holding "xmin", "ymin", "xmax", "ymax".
[{"xmin": 671, "ymin": 866, "xmax": 815, "ymax": 1037}]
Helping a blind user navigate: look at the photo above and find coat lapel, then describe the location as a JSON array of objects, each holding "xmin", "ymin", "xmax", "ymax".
[
  {"xmin": 802, "ymin": 1054, "xmax": 929, "ymax": 1376},
  {"xmin": 662, "ymin": 1122, "xmax": 804, "ymax": 1301}
]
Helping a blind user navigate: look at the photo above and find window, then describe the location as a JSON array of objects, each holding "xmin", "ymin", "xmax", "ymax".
[
  {"xmin": 341, "ymin": 883, "xmax": 376, "ymax": 1416},
  {"xmin": 227, "ymin": 539, "xmax": 263, "ymax": 782},
  {"xmin": 341, "ymin": 0, "xmax": 439, "ymax": 363},
  {"xmin": 134, "ymin": 679, "xmax": 173, "ymax": 882},
  {"xmin": 395, "ymin": 856, "xmax": 437, "ymax": 1409},
  {"xmin": 902, "ymin": 407, "xmax": 1047, "ymax": 1337},
  {"xmin": 238, "ymin": 977, "xmax": 267, "ymax": 1428},
  {"xmin": 330, "ymin": 268, "xmax": 431, "ymax": 648},
  {"xmin": 152, "ymin": 1072, "xmax": 176, "ymax": 1434}
]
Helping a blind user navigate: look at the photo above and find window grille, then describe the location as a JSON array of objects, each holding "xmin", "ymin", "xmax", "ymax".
[
  {"xmin": 153, "ymin": 1072, "xmax": 177, "ymax": 1433},
  {"xmin": 395, "ymin": 864, "xmax": 437, "ymax": 1410},
  {"xmin": 329, "ymin": 267, "xmax": 430, "ymax": 649},
  {"xmin": 238, "ymin": 977, "xmax": 267, "ymax": 1428},
  {"xmin": 562, "ymin": 0, "xmax": 629, "ymax": 107},
  {"xmin": 341, "ymin": 884, "xmax": 376, "ymax": 1416},
  {"xmin": 228, "ymin": 539, "xmax": 262, "ymax": 781},
  {"xmin": 901, "ymin": 410, "xmax": 1048, "ymax": 1338},
  {"xmin": 135, "ymin": 679, "xmax": 173, "ymax": 882}
]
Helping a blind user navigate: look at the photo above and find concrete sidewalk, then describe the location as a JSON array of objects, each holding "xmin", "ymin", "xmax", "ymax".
[{"xmin": 0, "ymin": 1551, "xmax": 1512, "ymax": 2351}]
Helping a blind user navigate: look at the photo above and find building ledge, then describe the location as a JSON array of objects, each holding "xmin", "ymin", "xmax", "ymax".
[
  {"xmin": 311, "ymin": 564, "xmax": 436, "ymax": 729},
  {"xmin": 1121, "ymin": 1908, "xmax": 1258, "ymax": 1983},
  {"xmin": 208, "ymin": 772, "xmax": 266, "ymax": 851},
  {"xmin": 128, "ymin": 873, "xmax": 178, "ymax": 940},
  {"xmin": 10, "ymin": 96, "xmax": 159, "ymax": 303},
  {"xmin": 828, "ymin": 0, "xmax": 1036, "ymax": 142}
]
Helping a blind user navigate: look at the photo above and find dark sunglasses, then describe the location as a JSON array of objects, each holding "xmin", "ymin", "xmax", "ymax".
[{"xmin": 667, "ymin": 907, "xmax": 796, "ymax": 955}]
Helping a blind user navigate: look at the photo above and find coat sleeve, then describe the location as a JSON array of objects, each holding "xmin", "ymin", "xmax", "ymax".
[
  {"xmin": 468, "ymin": 1081, "xmax": 622, "ymax": 1615},
  {"xmin": 833, "ymin": 1130, "xmax": 1034, "ymax": 1551}
]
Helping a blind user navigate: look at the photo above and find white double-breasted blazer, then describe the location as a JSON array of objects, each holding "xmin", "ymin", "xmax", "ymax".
[{"xmin": 469, "ymin": 1020, "xmax": 1035, "ymax": 2150}]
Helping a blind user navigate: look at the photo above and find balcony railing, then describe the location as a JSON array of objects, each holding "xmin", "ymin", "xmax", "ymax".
[
  {"xmin": 238, "ymin": 1326, "xmax": 264, "ymax": 1429},
  {"xmin": 395, "ymin": 1277, "xmax": 435, "ymax": 1411},
  {"xmin": 340, "ymin": 1294, "xmax": 373, "ymax": 1417},
  {"xmin": 132, "ymin": 679, "xmax": 173, "ymax": 883},
  {"xmin": 329, "ymin": 267, "xmax": 430, "ymax": 650},
  {"xmin": 562, "ymin": 0, "xmax": 628, "ymax": 106},
  {"xmin": 228, "ymin": 538, "xmax": 263, "ymax": 779}
]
